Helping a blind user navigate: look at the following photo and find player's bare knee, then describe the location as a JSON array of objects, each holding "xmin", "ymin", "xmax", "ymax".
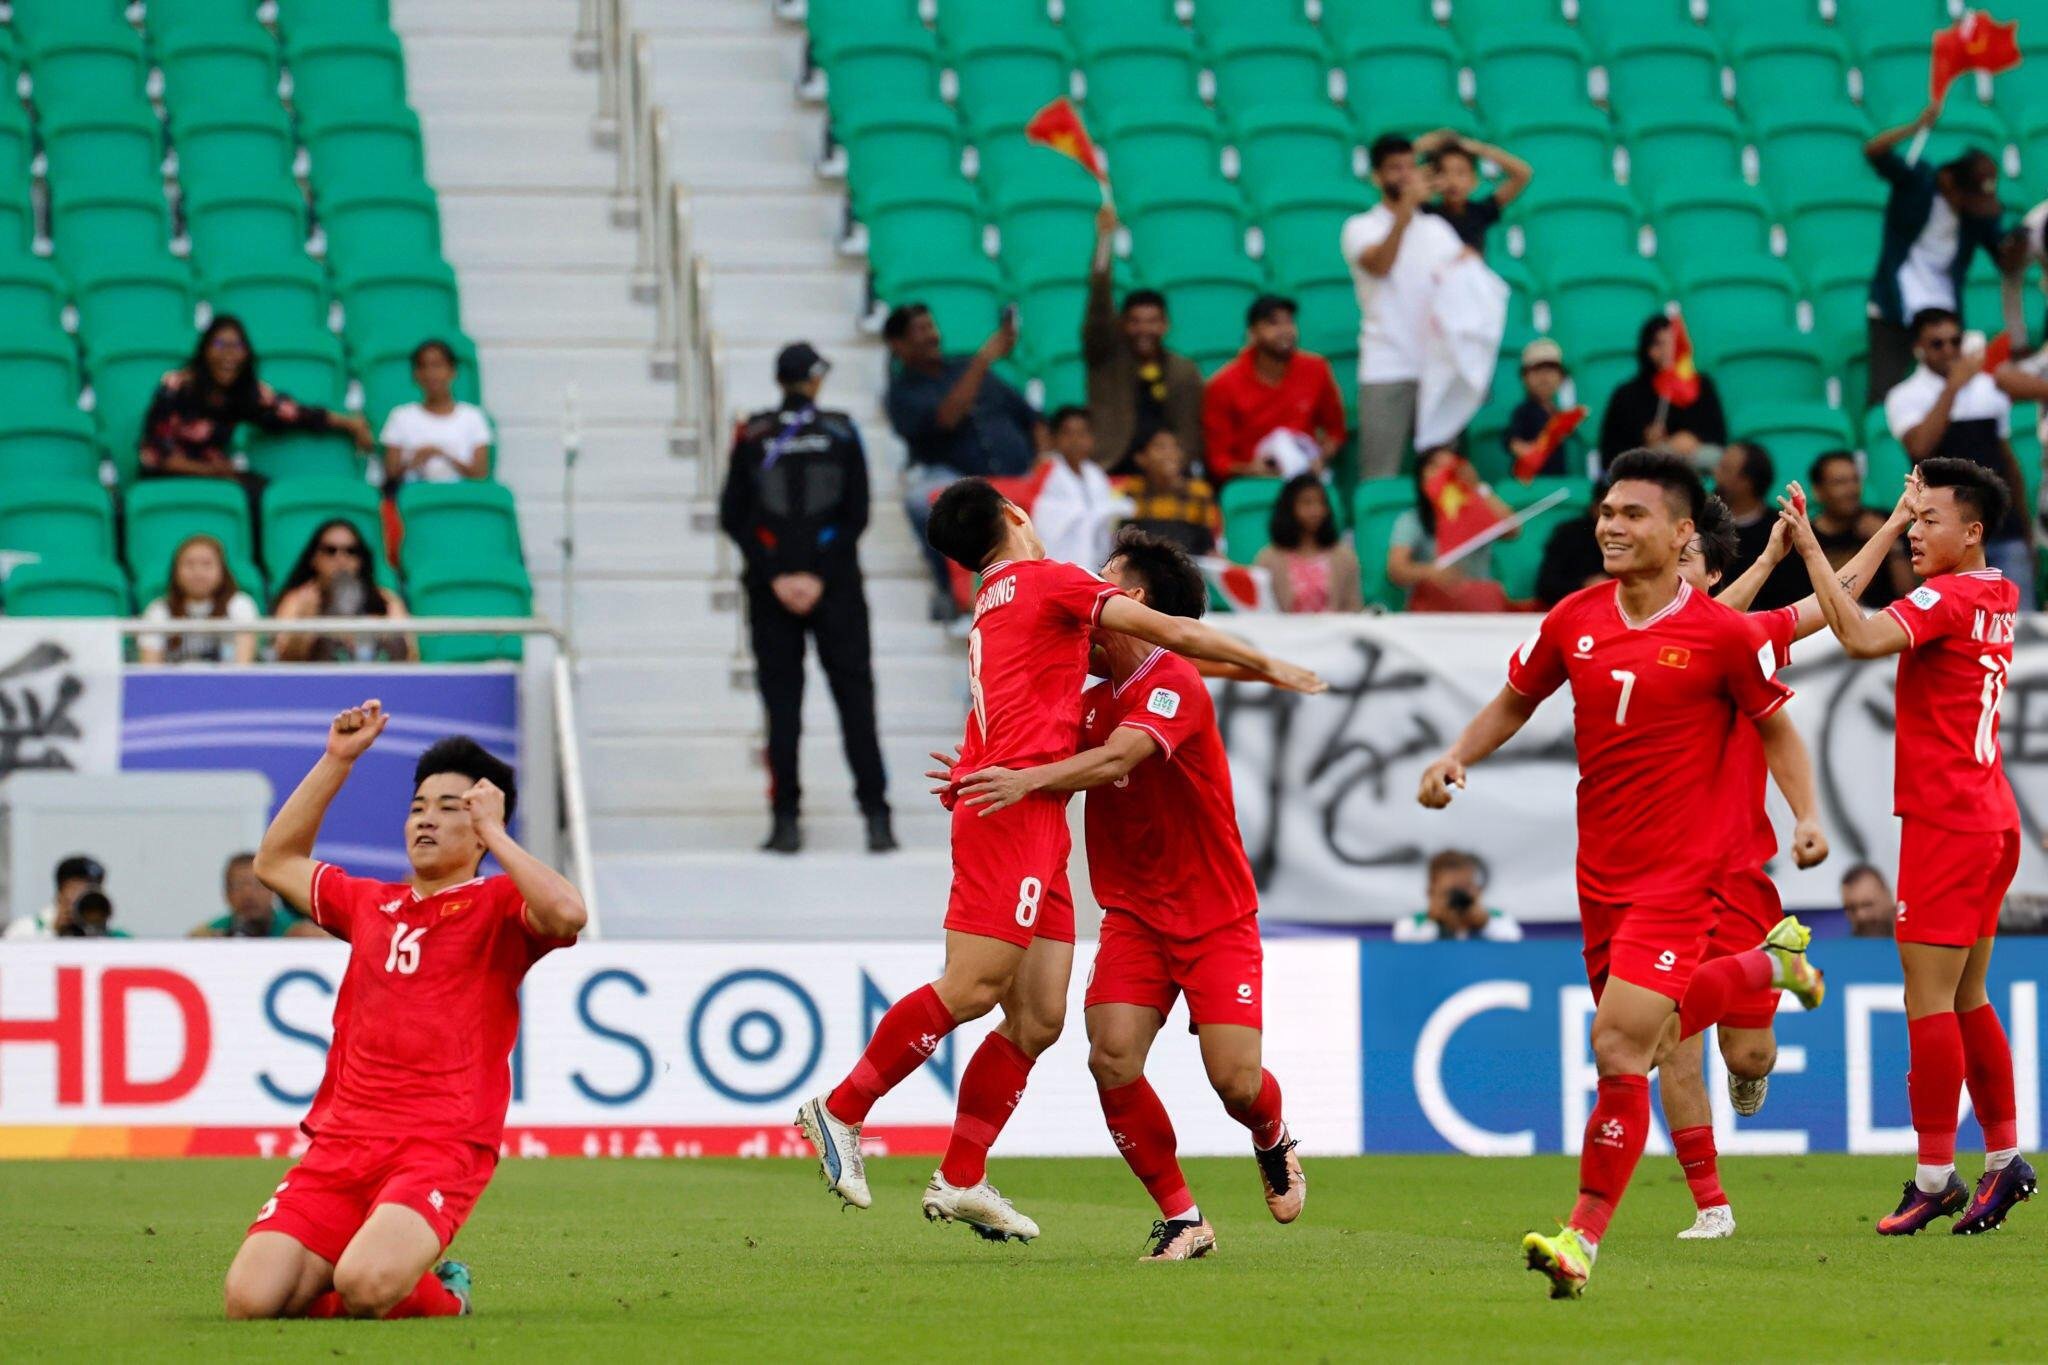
[
  {"xmin": 1589, "ymin": 1020, "xmax": 1653, "ymax": 1076},
  {"xmin": 333, "ymin": 1262, "xmax": 409, "ymax": 1318},
  {"xmin": 1007, "ymin": 1009, "xmax": 1065, "ymax": 1058},
  {"xmin": 1088, "ymin": 1043, "xmax": 1142, "ymax": 1089},
  {"xmin": 222, "ymin": 1274, "xmax": 283, "ymax": 1322},
  {"xmin": 1207, "ymin": 1060, "xmax": 1263, "ymax": 1112},
  {"xmin": 1724, "ymin": 1041, "xmax": 1776, "ymax": 1079}
]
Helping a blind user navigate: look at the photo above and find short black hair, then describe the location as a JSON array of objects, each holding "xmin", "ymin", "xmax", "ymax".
[
  {"xmin": 882, "ymin": 303, "xmax": 930, "ymax": 343},
  {"xmin": 1728, "ymin": 439, "xmax": 1775, "ymax": 500},
  {"xmin": 1105, "ymin": 526, "xmax": 1205, "ymax": 620},
  {"xmin": 1808, "ymin": 449, "xmax": 1858, "ymax": 485},
  {"xmin": 1918, "ymin": 456, "xmax": 2010, "ymax": 536},
  {"xmin": 1247, "ymin": 293, "xmax": 1297, "ymax": 327},
  {"xmin": 1841, "ymin": 861, "xmax": 1887, "ymax": 889},
  {"xmin": 1121, "ymin": 288, "xmax": 1167, "ymax": 317},
  {"xmin": 55, "ymin": 854, "xmax": 102, "ymax": 888},
  {"xmin": 1939, "ymin": 147, "xmax": 1998, "ymax": 191},
  {"xmin": 1268, "ymin": 473, "xmax": 1338, "ymax": 550},
  {"xmin": 1692, "ymin": 494, "xmax": 1741, "ymax": 582},
  {"xmin": 410, "ymin": 338, "xmax": 458, "ymax": 368},
  {"xmin": 1430, "ymin": 138, "xmax": 1477, "ymax": 170},
  {"xmin": 1048, "ymin": 405, "xmax": 1091, "ymax": 434},
  {"xmin": 1604, "ymin": 447, "xmax": 1704, "ymax": 523},
  {"xmin": 1369, "ymin": 133, "xmax": 1413, "ymax": 171},
  {"xmin": 414, "ymin": 736, "xmax": 518, "ymax": 824},
  {"xmin": 927, "ymin": 477, "xmax": 1010, "ymax": 571},
  {"xmin": 1910, "ymin": 306, "xmax": 1961, "ymax": 341}
]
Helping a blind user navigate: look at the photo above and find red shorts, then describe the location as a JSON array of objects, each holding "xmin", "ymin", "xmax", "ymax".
[
  {"xmin": 1580, "ymin": 893, "xmax": 1715, "ymax": 1003},
  {"xmin": 248, "ymin": 1133, "xmax": 497, "ymax": 1265},
  {"xmin": 944, "ymin": 793, "xmax": 1076, "ymax": 947},
  {"xmin": 1896, "ymin": 818, "xmax": 2021, "ymax": 947},
  {"xmin": 1703, "ymin": 864, "xmax": 1783, "ymax": 1030},
  {"xmin": 1085, "ymin": 908, "xmax": 1263, "ymax": 1030}
]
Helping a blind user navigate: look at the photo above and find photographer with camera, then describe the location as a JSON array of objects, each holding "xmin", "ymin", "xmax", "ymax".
[
  {"xmin": 62, "ymin": 889, "xmax": 131, "ymax": 939},
  {"xmin": 4, "ymin": 854, "xmax": 106, "ymax": 939},
  {"xmin": 1393, "ymin": 848, "xmax": 1523, "ymax": 943},
  {"xmin": 190, "ymin": 852, "xmax": 323, "ymax": 938}
]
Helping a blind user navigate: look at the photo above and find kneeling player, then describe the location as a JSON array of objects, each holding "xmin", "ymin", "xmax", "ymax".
[
  {"xmin": 957, "ymin": 531, "xmax": 1301, "ymax": 1261},
  {"xmin": 221, "ymin": 702, "xmax": 585, "ymax": 1320}
]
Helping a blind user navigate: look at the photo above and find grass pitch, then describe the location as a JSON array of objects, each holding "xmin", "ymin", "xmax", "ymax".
[{"xmin": 3, "ymin": 1154, "xmax": 2040, "ymax": 1361}]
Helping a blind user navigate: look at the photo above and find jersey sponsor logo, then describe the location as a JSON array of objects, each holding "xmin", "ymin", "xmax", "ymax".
[
  {"xmin": 379, "ymin": 897, "xmax": 405, "ymax": 916},
  {"xmin": 1656, "ymin": 646, "xmax": 1691, "ymax": 669},
  {"xmin": 1593, "ymin": 1117, "xmax": 1627, "ymax": 1149},
  {"xmin": 1654, "ymin": 949, "xmax": 1677, "ymax": 973},
  {"xmin": 1574, "ymin": 634, "xmax": 1595, "ymax": 658},
  {"xmin": 1909, "ymin": 585, "xmax": 1942, "ymax": 611},
  {"xmin": 1896, "ymin": 901, "xmax": 1907, "ymax": 923},
  {"xmin": 1236, "ymin": 982, "xmax": 1254, "ymax": 1005},
  {"xmin": 974, "ymin": 574, "xmax": 1017, "ymax": 619},
  {"xmin": 1147, "ymin": 688, "xmax": 1181, "ymax": 719},
  {"xmin": 428, "ymin": 1189, "xmax": 445, "ymax": 1211}
]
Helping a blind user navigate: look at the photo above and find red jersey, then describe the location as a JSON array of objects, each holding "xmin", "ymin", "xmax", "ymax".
[
  {"xmin": 1883, "ymin": 569, "xmax": 2021, "ymax": 832},
  {"xmin": 1080, "ymin": 649, "xmax": 1259, "ymax": 937},
  {"xmin": 303, "ymin": 865, "xmax": 573, "ymax": 1148},
  {"xmin": 956, "ymin": 557, "xmax": 1123, "ymax": 772},
  {"xmin": 1723, "ymin": 605, "xmax": 1800, "ymax": 873},
  {"xmin": 1507, "ymin": 579, "xmax": 1794, "ymax": 905}
]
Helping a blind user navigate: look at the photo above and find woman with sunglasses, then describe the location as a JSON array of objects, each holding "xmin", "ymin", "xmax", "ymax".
[{"xmin": 272, "ymin": 519, "xmax": 414, "ymax": 663}]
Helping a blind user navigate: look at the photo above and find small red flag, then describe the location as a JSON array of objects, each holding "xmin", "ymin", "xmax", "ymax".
[
  {"xmin": 1024, "ymin": 97, "xmax": 1106, "ymax": 181},
  {"xmin": 1652, "ymin": 311, "xmax": 1701, "ymax": 408},
  {"xmin": 1983, "ymin": 330, "xmax": 2014, "ymax": 370},
  {"xmin": 1514, "ymin": 405, "xmax": 1589, "ymax": 483},
  {"xmin": 1932, "ymin": 10, "xmax": 2022, "ymax": 104},
  {"xmin": 1423, "ymin": 457, "xmax": 1504, "ymax": 557}
]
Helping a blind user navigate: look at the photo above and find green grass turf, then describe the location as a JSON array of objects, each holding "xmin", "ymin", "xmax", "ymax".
[{"xmin": 2, "ymin": 1155, "xmax": 2040, "ymax": 1361}]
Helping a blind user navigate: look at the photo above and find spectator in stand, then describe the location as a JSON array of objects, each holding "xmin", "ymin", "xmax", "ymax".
[
  {"xmin": 140, "ymin": 316, "xmax": 373, "ymax": 486},
  {"xmin": 137, "ymin": 534, "xmax": 260, "ymax": 665},
  {"xmin": 1863, "ymin": 103, "xmax": 2007, "ymax": 405},
  {"xmin": 1711, "ymin": 440, "xmax": 1806, "ymax": 610},
  {"xmin": 1202, "ymin": 294, "xmax": 1346, "ymax": 485},
  {"xmin": 272, "ymin": 519, "xmax": 415, "ymax": 663},
  {"xmin": 883, "ymin": 303, "xmax": 1043, "ymax": 619},
  {"xmin": 60, "ymin": 889, "xmax": 129, "ymax": 939},
  {"xmin": 1418, "ymin": 128, "xmax": 1532, "ymax": 254},
  {"xmin": 189, "ymin": 852, "xmax": 320, "ymax": 938},
  {"xmin": 1504, "ymin": 338, "xmax": 1584, "ymax": 479},
  {"xmin": 1033, "ymin": 407, "xmax": 1131, "ymax": 569},
  {"xmin": 3, "ymin": 854, "xmax": 104, "ymax": 939},
  {"xmin": 1113, "ymin": 428, "xmax": 1219, "ymax": 557},
  {"xmin": 1392, "ymin": 848, "xmax": 1523, "ymax": 942},
  {"xmin": 1343, "ymin": 133, "xmax": 1468, "ymax": 480},
  {"xmin": 1884, "ymin": 307, "xmax": 2034, "ymax": 604},
  {"xmin": 720, "ymin": 343, "xmax": 894, "ymax": 856},
  {"xmin": 1804, "ymin": 450, "xmax": 1915, "ymax": 607},
  {"xmin": 1253, "ymin": 474, "xmax": 1362, "ymax": 613},
  {"xmin": 1841, "ymin": 864, "xmax": 1897, "ymax": 939},
  {"xmin": 1534, "ymin": 491, "xmax": 1608, "ymax": 608},
  {"xmin": 1084, "ymin": 204, "xmax": 1205, "ymax": 471},
  {"xmin": 1597, "ymin": 313, "xmax": 1727, "ymax": 472},
  {"xmin": 379, "ymin": 339, "xmax": 492, "ymax": 485},
  {"xmin": 1386, "ymin": 446, "xmax": 1515, "ymax": 611}
]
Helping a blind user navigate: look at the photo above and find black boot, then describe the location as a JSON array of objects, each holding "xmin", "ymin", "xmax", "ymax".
[
  {"xmin": 762, "ymin": 813, "xmax": 801, "ymax": 854},
  {"xmin": 864, "ymin": 807, "xmax": 898, "ymax": 853}
]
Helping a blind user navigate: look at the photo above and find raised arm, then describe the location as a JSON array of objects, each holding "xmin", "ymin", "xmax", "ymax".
[
  {"xmin": 955, "ymin": 727, "xmax": 1159, "ymax": 815},
  {"xmin": 254, "ymin": 699, "xmax": 388, "ymax": 912},
  {"xmin": 1417, "ymin": 685, "xmax": 1542, "ymax": 808},
  {"xmin": 1473, "ymin": 138, "xmax": 1534, "ymax": 207},
  {"xmin": 1725, "ymin": 481, "xmax": 1915, "ymax": 640},
  {"xmin": 1866, "ymin": 101, "xmax": 1940, "ymax": 162},
  {"xmin": 1779, "ymin": 500, "xmax": 1913, "ymax": 658},
  {"xmin": 1754, "ymin": 708, "xmax": 1828, "ymax": 868},
  {"xmin": 1096, "ymin": 593, "xmax": 1325, "ymax": 693},
  {"xmin": 463, "ymin": 779, "xmax": 586, "ymax": 940}
]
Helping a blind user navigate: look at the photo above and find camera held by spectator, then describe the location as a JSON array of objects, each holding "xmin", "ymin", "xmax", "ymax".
[
  {"xmin": 4, "ymin": 853, "xmax": 106, "ymax": 939},
  {"xmin": 1394, "ymin": 849, "xmax": 1523, "ymax": 942},
  {"xmin": 59, "ymin": 889, "xmax": 129, "ymax": 939}
]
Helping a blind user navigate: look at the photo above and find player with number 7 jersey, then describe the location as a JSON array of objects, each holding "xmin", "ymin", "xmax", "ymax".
[{"xmin": 219, "ymin": 702, "xmax": 586, "ymax": 1323}]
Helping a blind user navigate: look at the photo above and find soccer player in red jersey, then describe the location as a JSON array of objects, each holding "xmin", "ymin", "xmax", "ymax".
[
  {"xmin": 796, "ymin": 480, "xmax": 1323, "ymax": 1238},
  {"xmin": 954, "ymin": 531, "xmax": 1302, "ymax": 1262},
  {"xmin": 1416, "ymin": 449, "xmax": 1825, "ymax": 1298},
  {"xmin": 1781, "ymin": 456, "xmax": 2036, "ymax": 1235},
  {"xmin": 221, "ymin": 702, "xmax": 586, "ymax": 1320}
]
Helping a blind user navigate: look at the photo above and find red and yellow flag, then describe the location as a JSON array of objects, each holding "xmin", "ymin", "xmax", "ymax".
[
  {"xmin": 1652, "ymin": 311, "xmax": 1700, "ymax": 408},
  {"xmin": 1983, "ymin": 330, "xmax": 2014, "ymax": 371},
  {"xmin": 1423, "ymin": 457, "xmax": 1504, "ymax": 557},
  {"xmin": 1932, "ymin": 10, "xmax": 2021, "ymax": 104},
  {"xmin": 1024, "ymin": 97, "xmax": 1106, "ymax": 181},
  {"xmin": 1513, "ymin": 405, "xmax": 1589, "ymax": 483}
]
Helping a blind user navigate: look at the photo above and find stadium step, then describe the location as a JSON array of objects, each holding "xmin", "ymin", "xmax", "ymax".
[
  {"xmin": 392, "ymin": 0, "xmax": 583, "ymax": 34},
  {"xmin": 477, "ymin": 343, "xmax": 681, "ymax": 426},
  {"xmin": 585, "ymin": 732, "xmax": 952, "ymax": 815},
  {"xmin": 689, "ymin": 193, "xmax": 848, "ymax": 273},
  {"xmin": 588, "ymin": 807, "xmax": 954, "ymax": 858},
  {"xmin": 461, "ymin": 267, "xmax": 657, "ymax": 347},
  {"xmin": 592, "ymin": 849, "xmax": 957, "ymax": 940},
  {"xmin": 422, "ymin": 111, "xmax": 619, "ymax": 193},
  {"xmin": 707, "ymin": 268, "xmax": 869, "ymax": 350},
  {"xmin": 441, "ymin": 192, "xmax": 642, "ymax": 272},
  {"xmin": 399, "ymin": 37, "xmax": 596, "ymax": 112},
  {"xmin": 578, "ymin": 653, "xmax": 966, "ymax": 737},
  {"xmin": 495, "ymin": 421, "xmax": 694, "ymax": 506}
]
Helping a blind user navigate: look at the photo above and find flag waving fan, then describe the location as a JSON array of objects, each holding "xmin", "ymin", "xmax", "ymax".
[
  {"xmin": 1651, "ymin": 310, "xmax": 1700, "ymax": 408},
  {"xmin": 1514, "ymin": 406, "xmax": 1589, "ymax": 483},
  {"xmin": 1932, "ymin": 10, "xmax": 2022, "ymax": 105},
  {"xmin": 1025, "ymin": 98, "xmax": 1107, "ymax": 183}
]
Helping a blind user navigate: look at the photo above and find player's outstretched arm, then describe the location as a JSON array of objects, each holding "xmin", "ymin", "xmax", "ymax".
[
  {"xmin": 1745, "ymin": 479, "xmax": 1916, "ymax": 642},
  {"xmin": 957, "ymin": 727, "xmax": 1160, "ymax": 814},
  {"xmin": 254, "ymin": 699, "xmax": 388, "ymax": 913},
  {"xmin": 1778, "ymin": 496, "xmax": 1912, "ymax": 658},
  {"xmin": 463, "ymin": 779, "xmax": 587, "ymax": 940},
  {"xmin": 1712, "ymin": 515, "xmax": 1789, "ymax": 613},
  {"xmin": 1097, "ymin": 594, "xmax": 1326, "ymax": 694},
  {"xmin": 1755, "ymin": 709, "xmax": 1829, "ymax": 868},
  {"xmin": 1417, "ymin": 685, "xmax": 1541, "ymax": 808}
]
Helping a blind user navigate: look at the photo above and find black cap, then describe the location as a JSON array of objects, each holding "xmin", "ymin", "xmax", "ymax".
[
  {"xmin": 776, "ymin": 342, "xmax": 829, "ymax": 385},
  {"xmin": 56, "ymin": 854, "xmax": 104, "ymax": 887}
]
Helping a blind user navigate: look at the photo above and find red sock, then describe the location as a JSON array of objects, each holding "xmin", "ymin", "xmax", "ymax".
[
  {"xmin": 1959, "ymin": 1003, "xmax": 2019, "ymax": 1153},
  {"xmin": 301, "ymin": 1291, "xmax": 346, "ymax": 1319},
  {"xmin": 1099, "ymin": 1078, "xmax": 1194, "ymax": 1219},
  {"xmin": 1907, "ymin": 1011, "xmax": 1964, "ymax": 1166},
  {"xmin": 382, "ymin": 1269, "xmax": 463, "ymax": 1320},
  {"xmin": 827, "ymin": 983, "xmax": 957, "ymax": 1125},
  {"xmin": 1569, "ymin": 1074, "xmax": 1650, "ymax": 1243},
  {"xmin": 1671, "ymin": 1124, "xmax": 1727, "ymax": 1212},
  {"xmin": 1225, "ymin": 1069, "xmax": 1287, "ymax": 1149},
  {"xmin": 1677, "ymin": 951, "xmax": 1774, "ymax": 1039},
  {"xmin": 938, "ymin": 1032, "xmax": 1035, "ymax": 1187}
]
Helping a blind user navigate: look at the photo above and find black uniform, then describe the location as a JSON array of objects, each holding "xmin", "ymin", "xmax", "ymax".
[{"xmin": 718, "ymin": 399, "xmax": 888, "ymax": 820}]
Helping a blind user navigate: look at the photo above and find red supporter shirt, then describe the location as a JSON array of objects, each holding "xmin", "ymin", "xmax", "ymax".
[
  {"xmin": 956, "ymin": 557, "xmax": 1123, "ymax": 773},
  {"xmin": 1883, "ymin": 569, "xmax": 2021, "ymax": 832},
  {"xmin": 303, "ymin": 865, "xmax": 574, "ymax": 1148},
  {"xmin": 1080, "ymin": 649, "xmax": 1260, "ymax": 937},
  {"xmin": 1506, "ymin": 580, "xmax": 1794, "ymax": 906},
  {"xmin": 1200, "ymin": 346, "xmax": 1346, "ymax": 483},
  {"xmin": 1723, "ymin": 605, "xmax": 1800, "ymax": 874}
]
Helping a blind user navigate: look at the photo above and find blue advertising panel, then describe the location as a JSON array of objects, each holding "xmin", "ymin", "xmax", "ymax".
[
  {"xmin": 121, "ymin": 668, "xmax": 519, "ymax": 882},
  {"xmin": 1362, "ymin": 941, "xmax": 2045, "ymax": 1156}
]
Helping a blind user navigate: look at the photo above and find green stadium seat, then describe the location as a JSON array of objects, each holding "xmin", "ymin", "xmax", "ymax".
[
  {"xmin": 1467, "ymin": 354, "xmax": 1527, "ymax": 483},
  {"xmin": 1036, "ymin": 353, "xmax": 1088, "ymax": 411},
  {"xmin": 0, "ymin": 96, "xmax": 30, "ymax": 186},
  {"xmin": 988, "ymin": 177, "xmax": 1099, "ymax": 275},
  {"xmin": 1703, "ymin": 0, "xmax": 1826, "ymax": 37},
  {"xmin": 301, "ymin": 104, "xmax": 426, "ymax": 188},
  {"xmin": 0, "ymin": 183, "xmax": 32, "ymax": 256},
  {"xmin": 205, "ymin": 257, "xmax": 333, "ymax": 349},
  {"xmin": 955, "ymin": 46, "xmax": 1070, "ymax": 140},
  {"xmin": 1700, "ymin": 337, "xmax": 1829, "ymax": 408},
  {"xmin": 1727, "ymin": 28, "xmax": 1847, "ymax": 118},
  {"xmin": 253, "ymin": 328, "xmax": 349, "ymax": 409},
  {"xmin": 1220, "ymin": 476, "xmax": 1287, "ymax": 567},
  {"xmin": 0, "ymin": 406, "xmax": 103, "ymax": 484},
  {"xmin": 1854, "ymin": 37, "xmax": 1949, "ymax": 127},
  {"xmin": 875, "ymin": 255, "xmax": 1005, "ymax": 350},
  {"xmin": 262, "ymin": 478, "xmax": 385, "ymax": 590},
  {"xmin": 0, "ymin": 254, "xmax": 67, "ymax": 332},
  {"xmin": 1735, "ymin": 400, "xmax": 1852, "ymax": 469},
  {"xmin": 407, "ymin": 558, "xmax": 533, "ymax": 663},
  {"xmin": 1191, "ymin": 0, "xmax": 1315, "ymax": 30},
  {"xmin": 396, "ymin": 481, "xmax": 521, "ymax": 572},
  {"xmin": 1282, "ymin": 267, "xmax": 1361, "ymax": 363},
  {"xmin": 169, "ymin": 99, "xmax": 297, "ymax": 191},
  {"xmin": 356, "ymin": 332, "xmax": 479, "ymax": 432},
  {"xmin": 184, "ymin": 180, "xmax": 310, "ymax": 270},
  {"xmin": 2, "ymin": 557, "xmax": 131, "ymax": 617},
  {"xmin": 1469, "ymin": 26, "xmax": 1591, "ymax": 117},
  {"xmin": 1349, "ymin": 95, "xmax": 1479, "ymax": 149},
  {"xmin": 1620, "ymin": 105, "xmax": 1746, "ymax": 200},
  {"xmin": 1495, "ymin": 477, "xmax": 1593, "ymax": 600},
  {"xmin": 1597, "ymin": 24, "xmax": 1725, "ymax": 115},
  {"xmin": 1202, "ymin": 23, "xmax": 1331, "ymax": 112},
  {"xmin": 2019, "ymin": 109, "xmax": 2048, "ymax": 200},
  {"xmin": 0, "ymin": 326, "xmax": 83, "ymax": 412},
  {"xmin": 1751, "ymin": 106, "xmax": 1872, "ymax": 199},
  {"xmin": 1449, "ymin": 0, "xmax": 1570, "ymax": 43},
  {"xmin": 1256, "ymin": 183, "xmax": 1372, "ymax": 286},
  {"xmin": 1141, "ymin": 256, "xmax": 1264, "ymax": 373},
  {"xmin": 273, "ymin": 0, "xmax": 390, "ymax": 35},
  {"xmin": 1120, "ymin": 176, "xmax": 1249, "ymax": 271},
  {"xmin": 1075, "ymin": 29, "xmax": 1202, "ymax": 114},
  {"xmin": 315, "ymin": 177, "xmax": 444, "ymax": 276},
  {"xmin": 1331, "ymin": 21, "xmax": 1461, "ymax": 114},
  {"xmin": 22, "ymin": 17, "xmax": 148, "ymax": 113},
  {"xmin": 1647, "ymin": 180, "xmax": 1772, "ymax": 261},
  {"xmin": 1097, "ymin": 102, "xmax": 1223, "ymax": 188},
  {"xmin": 1062, "ymin": 0, "xmax": 1181, "ymax": 44},
  {"xmin": 1568, "ymin": 339, "xmax": 1640, "ymax": 428},
  {"xmin": 1800, "ymin": 253, "xmax": 1874, "ymax": 360},
  {"xmin": 124, "ymin": 480, "xmax": 255, "ymax": 580},
  {"xmin": 84, "ymin": 330, "xmax": 185, "ymax": 485},
  {"xmin": 69, "ymin": 255, "xmax": 196, "ymax": 343},
  {"xmin": 1860, "ymin": 404, "xmax": 1910, "ymax": 504},
  {"xmin": 1490, "ymin": 105, "xmax": 1616, "ymax": 184},
  {"xmin": 1674, "ymin": 254, "xmax": 1800, "ymax": 345},
  {"xmin": 38, "ymin": 99, "xmax": 164, "ymax": 196},
  {"xmin": 1511, "ymin": 180, "xmax": 1640, "ymax": 269},
  {"xmin": 282, "ymin": 25, "xmax": 408, "ymax": 115},
  {"xmin": 335, "ymin": 257, "xmax": 462, "ymax": 352},
  {"xmin": 1775, "ymin": 177, "xmax": 1885, "ymax": 273},
  {"xmin": 11, "ymin": 0, "xmax": 128, "ymax": 44},
  {"xmin": 51, "ymin": 181, "xmax": 176, "ymax": 263},
  {"xmin": 1540, "ymin": 256, "xmax": 1668, "ymax": 359},
  {"xmin": 157, "ymin": 20, "xmax": 280, "ymax": 109},
  {"xmin": 855, "ymin": 177, "xmax": 983, "ymax": 269},
  {"xmin": 935, "ymin": 1, "xmax": 1060, "ymax": 55},
  {"xmin": 1494, "ymin": 256, "xmax": 1540, "ymax": 337},
  {"xmin": 1353, "ymin": 477, "xmax": 1415, "ymax": 611},
  {"xmin": 1008, "ymin": 256, "xmax": 1091, "ymax": 374},
  {"xmin": 1232, "ymin": 104, "xmax": 1358, "ymax": 204},
  {"xmin": 816, "ymin": 30, "xmax": 943, "ymax": 116},
  {"xmin": 832, "ymin": 101, "xmax": 961, "ymax": 190},
  {"xmin": 246, "ymin": 428, "xmax": 366, "ymax": 485},
  {"xmin": 0, "ymin": 480, "xmax": 116, "ymax": 562},
  {"xmin": 145, "ymin": 0, "xmax": 263, "ymax": 41}
]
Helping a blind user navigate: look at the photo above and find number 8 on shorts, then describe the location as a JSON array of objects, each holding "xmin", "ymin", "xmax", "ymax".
[{"xmin": 1015, "ymin": 876, "xmax": 1043, "ymax": 928}]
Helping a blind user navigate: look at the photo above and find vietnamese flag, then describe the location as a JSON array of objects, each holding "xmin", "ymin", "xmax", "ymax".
[
  {"xmin": 1652, "ymin": 310, "xmax": 1701, "ymax": 408},
  {"xmin": 1984, "ymin": 329, "xmax": 2014, "ymax": 370},
  {"xmin": 1932, "ymin": 10, "xmax": 2022, "ymax": 104},
  {"xmin": 1025, "ymin": 97, "xmax": 1106, "ymax": 181},
  {"xmin": 1514, "ymin": 405, "xmax": 1589, "ymax": 483},
  {"xmin": 1423, "ymin": 457, "xmax": 1504, "ymax": 557}
]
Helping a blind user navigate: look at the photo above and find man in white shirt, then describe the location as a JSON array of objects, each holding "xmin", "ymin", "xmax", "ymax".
[
  {"xmin": 3, "ymin": 854, "xmax": 104, "ymax": 940},
  {"xmin": 1341, "ymin": 133, "xmax": 1468, "ymax": 481},
  {"xmin": 1032, "ymin": 406, "xmax": 1131, "ymax": 570},
  {"xmin": 1392, "ymin": 848, "xmax": 1523, "ymax": 943}
]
